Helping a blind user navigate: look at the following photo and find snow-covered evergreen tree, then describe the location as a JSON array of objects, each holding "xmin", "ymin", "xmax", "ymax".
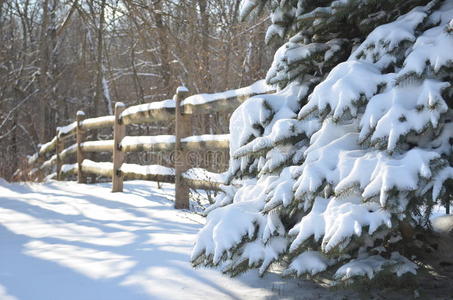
[{"xmin": 192, "ymin": 0, "xmax": 453, "ymax": 283}]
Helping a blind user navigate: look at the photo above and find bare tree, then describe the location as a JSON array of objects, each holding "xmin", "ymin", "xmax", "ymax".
[{"xmin": 0, "ymin": 0, "xmax": 272, "ymax": 180}]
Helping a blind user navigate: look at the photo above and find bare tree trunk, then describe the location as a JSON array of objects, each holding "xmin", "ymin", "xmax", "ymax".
[
  {"xmin": 94, "ymin": 0, "xmax": 105, "ymax": 117},
  {"xmin": 10, "ymin": 111, "xmax": 18, "ymax": 174},
  {"xmin": 131, "ymin": 45, "xmax": 145, "ymax": 103},
  {"xmin": 48, "ymin": 0, "xmax": 58, "ymax": 141},
  {"xmin": 223, "ymin": 0, "xmax": 240, "ymax": 90},
  {"xmin": 38, "ymin": 0, "xmax": 50, "ymax": 142},
  {"xmin": 91, "ymin": 0, "xmax": 106, "ymax": 183},
  {"xmin": 152, "ymin": 1, "xmax": 171, "ymax": 97},
  {"xmin": 198, "ymin": 0, "xmax": 211, "ymax": 90}
]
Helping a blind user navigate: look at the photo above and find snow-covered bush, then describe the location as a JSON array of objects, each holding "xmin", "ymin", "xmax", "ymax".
[{"xmin": 192, "ymin": 0, "xmax": 453, "ymax": 283}]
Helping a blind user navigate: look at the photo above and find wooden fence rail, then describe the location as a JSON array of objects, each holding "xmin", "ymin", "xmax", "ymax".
[{"xmin": 25, "ymin": 80, "xmax": 274, "ymax": 209}]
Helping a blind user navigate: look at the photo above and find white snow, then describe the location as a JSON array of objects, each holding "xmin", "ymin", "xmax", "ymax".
[
  {"xmin": 120, "ymin": 135, "xmax": 175, "ymax": 149},
  {"xmin": 289, "ymin": 194, "xmax": 392, "ymax": 253},
  {"xmin": 120, "ymin": 134, "xmax": 229, "ymax": 150},
  {"xmin": 0, "ymin": 180, "xmax": 356, "ymax": 300},
  {"xmin": 120, "ymin": 81, "xmax": 272, "ymax": 121},
  {"xmin": 59, "ymin": 144, "xmax": 77, "ymax": 158},
  {"xmin": 400, "ymin": 14, "xmax": 453, "ymax": 76},
  {"xmin": 262, "ymin": 167, "xmax": 296, "ymax": 212},
  {"xmin": 115, "ymin": 102, "xmax": 125, "ymax": 108},
  {"xmin": 431, "ymin": 166, "xmax": 453, "ymax": 200},
  {"xmin": 239, "ymin": 0, "xmax": 259, "ymax": 21},
  {"xmin": 182, "ymin": 168, "xmax": 227, "ymax": 184},
  {"xmin": 41, "ymin": 154, "xmax": 57, "ymax": 169},
  {"xmin": 298, "ymin": 61, "xmax": 391, "ymax": 120},
  {"xmin": 81, "ymin": 159, "xmax": 113, "ymax": 177},
  {"xmin": 176, "ymin": 86, "xmax": 189, "ymax": 94},
  {"xmin": 29, "ymin": 140, "xmax": 60, "ymax": 165},
  {"xmin": 284, "ymin": 251, "xmax": 333, "ymax": 277},
  {"xmin": 431, "ymin": 214, "xmax": 453, "ymax": 234},
  {"xmin": 61, "ymin": 163, "xmax": 77, "ymax": 174},
  {"xmin": 228, "ymin": 82, "xmax": 306, "ymax": 176},
  {"xmin": 181, "ymin": 80, "xmax": 273, "ymax": 106},
  {"xmin": 193, "ymin": 0, "xmax": 453, "ymax": 283},
  {"xmin": 265, "ymin": 24, "xmax": 285, "ymax": 44},
  {"xmin": 359, "ymin": 80, "xmax": 449, "ymax": 150},
  {"xmin": 57, "ymin": 122, "xmax": 77, "ymax": 137},
  {"xmin": 82, "ymin": 140, "xmax": 114, "ymax": 149},
  {"xmin": 192, "ymin": 177, "xmax": 293, "ymax": 274},
  {"xmin": 80, "ymin": 116, "xmax": 115, "ymax": 129},
  {"xmin": 192, "ymin": 197, "xmax": 265, "ymax": 265},
  {"xmin": 61, "ymin": 158, "xmax": 226, "ymax": 185},
  {"xmin": 38, "ymin": 136, "xmax": 58, "ymax": 155},
  {"xmin": 121, "ymin": 163, "xmax": 174, "ymax": 176},
  {"xmin": 120, "ymin": 99, "xmax": 175, "ymax": 119},
  {"xmin": 351, "ymin": 6, "xmax": 429, "ymax": 69},
  {"xmin": 334, "ymin": 252, "xmax": 417, "ymax": 281},
  {"xmin": 27, "ymin": 152, "xmax": 39, "ymax": 165}
]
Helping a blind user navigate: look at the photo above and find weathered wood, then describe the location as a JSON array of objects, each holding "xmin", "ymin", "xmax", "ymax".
[
  {"xmin": 56, "ymin": 136, "xmax": 65, "ymax": 180},
  {"xmin": 81, "ymin": 140, "xmax": 114, "ymax": 153},
  {"xmin": 59, "ymin": 144, "xmax": 77, "ymax": 162},
  {"xmin": 120, "ymin": 101, "xmax": 175, "ymax": 125},
  {"xmin": 77, "ymin": 160, "xmax": 223, "ymax": 190},
  {"xmin": 120, "ymin": 135, "xmax": 175, "ymax": 152},
  {"xmin": 112, "ymin": 102, "xmax": 126, "ymax": 192},
  {"xmin": 80, "ymin": 115, "xmax": 115, "ymax": 131},
  {"xmin": 119, "ymin": 88, "xmax": 272, "ymax": 123},
  {"xmin": 40, "ymin": 134, "xmax": 228, "ymax": 167},
  {"xmin": 59, "ymin": 163, "xmax": 78, "ymax": 179},
  {"xmin": 184, "ymin": 178, "xmax": 222, "ymax": 191},
  {"xmin": 57, "ymin": 122, "xmax": 77, "ymax": 140},
  {"xmin": 27, "ymin": 136, "xmax": 58, "ymax": 167},
  {"xmin": 58, "ymin": 141, "xmax": 113, "ymax": 164},
  {"xmin": 182, "ymin": 168, "xmax": 226, "ymax": 191},
  {"xmin": 76, "ymin": 111, "xmax": 86, "ymax": 183},
  {"xmin": 29, "ymin": 154, "xmax": 46, "ymax": 181},
  {"xmin": 120, "ymin": 163, "xmax": 175, "ymax": 183},
  {"xmin": 28, "ymin": 152, "xmax": 40, "ymax": 166},
  {"xmin": 120, "ymin": 134, "xmax": 229, "ymax": 153},
  {"xmin": 24, "ymin": 83, "xmax": 271, "ymax": 191},
  {"xmin": 181, "ymin": 134, "xmax": 229, "ymax": 151},
  {"xmin": 39, "ymin": 136, "xmax": 58, "ymax": 156},
  {"xmin": 181, "ymin": 83, "xmax": 275, "ymax": 115},
  {"xmin": 182, "ymin": 94, "xmax": 249, "ymax": 115},
  {"xmin": 174, "ymin": 86, "xmax": 191, "ymax": 209},
  {"xmin": 78, "ymin": 160, "xmax": 176, "ymax": 183},
  {"xmin": 40, "ymin": 154, "xmax": 57, "ymax": 170},
  {"xmin": 82, "ymin": 160, "xmax": 113, "ymax": 178}
]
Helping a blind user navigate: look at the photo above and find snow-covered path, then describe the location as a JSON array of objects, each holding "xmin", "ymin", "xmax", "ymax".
[{"xmin": 0, "ymin": 180, "xmax": 352, "ymax": 300}]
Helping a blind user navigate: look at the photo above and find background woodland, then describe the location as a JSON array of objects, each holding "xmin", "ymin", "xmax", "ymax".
[{"xmin": 0, "ymin": 0, "xmax": 273, "ymax": 180}]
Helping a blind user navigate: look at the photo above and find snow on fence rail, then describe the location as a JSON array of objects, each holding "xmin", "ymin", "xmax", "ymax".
[{"xmin": 25, "ymin": 80, "xmax": 274, "ymax": 209}]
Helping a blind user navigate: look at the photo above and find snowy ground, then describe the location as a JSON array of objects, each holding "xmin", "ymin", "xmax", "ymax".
[{"xmin": 0, "ymin": 180, "xmax": 358, "ymax": 300}]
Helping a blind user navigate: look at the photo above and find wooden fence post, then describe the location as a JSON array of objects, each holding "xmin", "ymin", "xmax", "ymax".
[
  {"xmin": 174, "ymin": 86, "xmax": 191, "ymax": 209},
  {"xmin": 33, "ymin": 155, "xmax": 45, "ymax": 182},
  {"xmin": 76, "ymin": 111, "xmax": 86, "ymax": 183},
  {"xmin": 112, "ymin": 102, "xmax": 126, "ymax": 192},
  {"xmin": 56, "ymin": 136, "xmax": 64, "ymax": 180}
]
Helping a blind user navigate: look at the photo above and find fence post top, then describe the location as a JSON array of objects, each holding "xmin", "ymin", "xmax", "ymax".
[
  {"xmin": 76, "ymin": 111, "xmax": 85, "ymax": 117},
  {"xmin": 115, "ymin": 102, "xmax": 125, "ymax": 109},
  {"xmin": 175, "ymin": 86, "xmax": 189, "ymax": 104},
  {"xmin": 176, "ymin": 86, "xmax": 189, "ymax": 94}
]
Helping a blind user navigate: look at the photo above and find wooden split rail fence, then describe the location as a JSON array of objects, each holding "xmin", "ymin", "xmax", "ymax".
[{"xmin": 26, "ymin": 81, "xmax": 274, "ymax": 209}]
